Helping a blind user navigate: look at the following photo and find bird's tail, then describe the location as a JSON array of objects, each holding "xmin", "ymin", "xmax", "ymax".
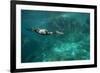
[{"xmin": 55, "ymin": 31, "xmax": 64, "ymax": 35}]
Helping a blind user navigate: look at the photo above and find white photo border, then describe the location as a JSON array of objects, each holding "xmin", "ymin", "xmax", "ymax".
[{"xmin": 16, "ymin": 4, "xmax": 94, "ymax": 69}]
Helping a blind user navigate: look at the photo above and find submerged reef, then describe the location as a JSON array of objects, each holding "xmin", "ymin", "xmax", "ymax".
[{"xmin": 21, "ymin": 10, "xmax": 90, "ymax": 63}]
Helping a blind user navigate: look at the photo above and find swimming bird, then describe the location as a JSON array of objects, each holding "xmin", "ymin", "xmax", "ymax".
[{"xmin": 31, "ymin": 28, "xmax": 64, "ymax": 35}]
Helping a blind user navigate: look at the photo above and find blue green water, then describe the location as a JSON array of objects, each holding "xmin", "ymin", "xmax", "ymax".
[{"xmin": 21, "ymin": 10, "xmax": 90, "ymax": 63}]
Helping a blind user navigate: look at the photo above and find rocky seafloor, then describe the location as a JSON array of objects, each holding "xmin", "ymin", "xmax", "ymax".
[{"xmin": 21, "ymin": 10, "xmax": 90, "ymax": 63}]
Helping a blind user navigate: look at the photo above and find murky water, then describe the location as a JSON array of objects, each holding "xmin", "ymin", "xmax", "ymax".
[{"xmin": 21, "ymin": 10, "xmax": 90, "ymax": 63}]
